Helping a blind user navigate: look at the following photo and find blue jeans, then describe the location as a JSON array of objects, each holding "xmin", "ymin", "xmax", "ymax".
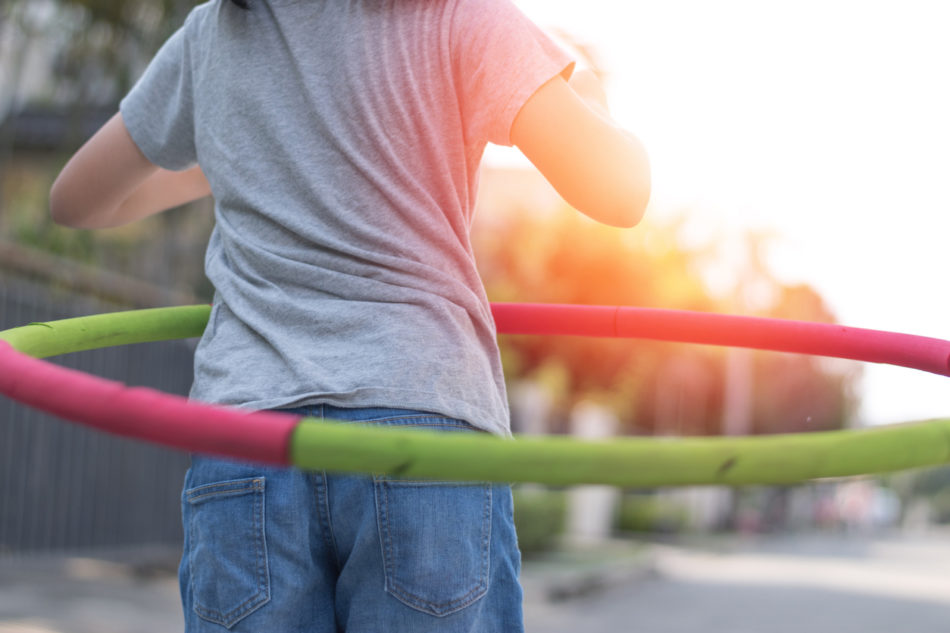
[{"xmin": 179, "ymin": 405, "xmax": 524, "ymax": 632}]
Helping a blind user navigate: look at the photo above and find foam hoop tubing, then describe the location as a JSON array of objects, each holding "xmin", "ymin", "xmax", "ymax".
[
  {"xmin": 491, "ymin": 303, "xmax": 950, "ymax": 377},
  {"xmin": 0, "ymin": 306, "xmax": 298, "ymax": 465},
  {"xmin": 1, "ymin": 303, "xmax": 949, "ymax": 486}
]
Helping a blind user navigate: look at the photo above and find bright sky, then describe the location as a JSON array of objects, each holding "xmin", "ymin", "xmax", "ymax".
[{"xmin": 505, "ymin": 0, "xmax": 950, "ymax": 426}]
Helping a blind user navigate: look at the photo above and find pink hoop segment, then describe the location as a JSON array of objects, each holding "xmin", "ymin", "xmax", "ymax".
[
  {"xmin": 492, "ymin": 303, "xmax": 950, "ymax": 377},
  {"xmin": 0, "ymin": 341, "xmax": 300, "ymax": 465}
]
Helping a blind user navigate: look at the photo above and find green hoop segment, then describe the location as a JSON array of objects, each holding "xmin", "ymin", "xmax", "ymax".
[{"xmin": 1, "ymin": 305, "xmax": 949, "ymax": 487}]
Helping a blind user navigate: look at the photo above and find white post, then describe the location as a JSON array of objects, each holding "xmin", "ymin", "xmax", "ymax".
[
  {"xmin": 511, "ymin": 380, "xmax": 551, "ymax": 436},
  {"xmin": 565, "ymin": 401, "xmax": 621, "ymax": 546}
]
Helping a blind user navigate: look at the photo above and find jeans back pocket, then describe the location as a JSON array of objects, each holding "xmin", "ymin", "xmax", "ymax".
[
  {"xmin": 184, "ymin": 477, "xmax": 270, "ymax": 628},
  {"xmin": 375, "ymin": 476, "xmax": 492, "ymax": 617}
]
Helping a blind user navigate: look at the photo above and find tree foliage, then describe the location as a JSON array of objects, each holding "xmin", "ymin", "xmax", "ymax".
[
  {"xmin": 4, "ymin": 0, "xmax": 191, "ymax": 108},
  {"xmin": 473, "ymin": 206, "xmax": 858, "ymax": 436}
]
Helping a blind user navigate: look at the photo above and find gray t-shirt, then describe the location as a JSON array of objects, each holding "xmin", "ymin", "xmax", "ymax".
[{"xmin": 120, "ymin": 0, "xmax": 573, "ymax": 436}]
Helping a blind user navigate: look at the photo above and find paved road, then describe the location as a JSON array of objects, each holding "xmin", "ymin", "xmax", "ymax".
[
  {"xmin": 0, "ymin": 554, "xmax": 181, "ymax": 633},
  {"xmin": 3, "ymin": 531, "xmax": 950, "ymax": 632},
  {"xmin": 527, "ymin": 531, "xmax": 950, "ymax": 633}
]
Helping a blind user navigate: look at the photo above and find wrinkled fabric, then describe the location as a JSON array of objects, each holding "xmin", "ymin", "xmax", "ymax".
[{"xmin": 120, "ymin": 0, "xmax": 572, "ymax": 435}]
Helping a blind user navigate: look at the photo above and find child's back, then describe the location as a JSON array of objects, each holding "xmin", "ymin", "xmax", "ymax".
[
  {"xmin": 121, "ymin": 0, "xmax": 584, "ymax": 434},
  {"xmin": 50, "ymin": 2, "xmax": 650, "ymax": 631}
]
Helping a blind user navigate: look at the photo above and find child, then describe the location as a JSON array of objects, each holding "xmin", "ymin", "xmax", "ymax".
[{"xmin": 50, "ymin": 0, "xmax": 650, "ymax": 631}]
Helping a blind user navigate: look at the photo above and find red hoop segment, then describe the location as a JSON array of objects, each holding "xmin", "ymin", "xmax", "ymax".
[
  {"xmin": 0, "ymin": 341, "xmax": 299, "ymax": 464},
  {"xmin": 492, "ymin": 303, "xmax": 950, "ymax": 377}
]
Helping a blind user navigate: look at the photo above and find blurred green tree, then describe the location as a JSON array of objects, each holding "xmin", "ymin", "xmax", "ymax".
[
  {"xmin": 3, "ymin": 0, "xmax": 193, "ymax": 110},
  {"xmin": 1, "ymin": 0, "xmax": 214, "ymax": 302}
]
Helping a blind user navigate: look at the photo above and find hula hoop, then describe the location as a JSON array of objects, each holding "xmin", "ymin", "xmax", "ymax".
[{"xmin": 1, "ymin": 303, "xmax": 949, "ymax": 487}]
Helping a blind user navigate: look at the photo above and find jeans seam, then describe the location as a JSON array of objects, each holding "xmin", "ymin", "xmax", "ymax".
[
  {"xmin": 314, "ymin": 471, "xmax": 342, "ymax": 572},
  {"xmin": 483, "ymin": 485, "xmax": 492, "ymax": 591},
  {"xmin": 354, "ymin": 419, "xmax": 476, "ymax": 429},
  {"xmin": 375, "ymin": 479, "xmax": 394, "ymax": 596},
  {"xmin": 186, "ymin": 480, "xmax": 265, "ymax": 502},
  {"xmin": 257, "ymin": 480, "xmax": 269, "ymax": 610}
]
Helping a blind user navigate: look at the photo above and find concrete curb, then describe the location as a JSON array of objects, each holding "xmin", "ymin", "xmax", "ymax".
[{"xmin": 520, "ymin": 541, "xmax": 657, "ymax": 603}]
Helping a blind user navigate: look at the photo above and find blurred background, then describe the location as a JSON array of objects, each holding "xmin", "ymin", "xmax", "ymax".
[{"xmin": 1, "ymin": 1, "xmax": 949, "ymax": 631}]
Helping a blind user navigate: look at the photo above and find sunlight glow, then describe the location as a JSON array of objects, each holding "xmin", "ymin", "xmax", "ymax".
[{"xmin": 508, "ymin": 0, "xmax": 950, "ymax": 425}]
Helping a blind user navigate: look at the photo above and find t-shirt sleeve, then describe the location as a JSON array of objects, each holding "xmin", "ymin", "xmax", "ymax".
[
  {"xmin": 452, "ymin": 0, "xmax": 575, "ymax": 148},
  {"xmin": 119, "ymin": 22, "xmax": 198, "ymax": 170}
]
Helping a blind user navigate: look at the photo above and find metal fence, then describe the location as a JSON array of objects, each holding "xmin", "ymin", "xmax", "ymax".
[{"xmin": 0, "ymin": 275, "xmax": 195, "ymax": 555}]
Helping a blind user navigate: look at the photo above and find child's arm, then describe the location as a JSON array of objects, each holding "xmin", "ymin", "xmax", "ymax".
[
  {"xmin": 511, "ymin": 71, "xmax": 650, "ymax": 228},
  {"xmin": 50, "ymin": 113, "xmax": 211, "ymax": 229}
]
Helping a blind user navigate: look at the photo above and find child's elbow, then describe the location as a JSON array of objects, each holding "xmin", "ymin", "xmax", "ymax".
[
  {"xmin": 593, "ymin": 136, "xmax": 652, "ymax": 228},
  {"xmin": 49, "ymin": 182, "xmax": 79, "ymax": 228},
  {"xmin": 49, "ymin": 183, "xmax": 72, "ymax": 226},
  {"xmin": 610, "ymin": 181, "xmax": 651, "ymax": 228},
  {"xmin": 580, "ymin": 165, "xmax": 651, "ymax": 229},
  {"xmin": 49, "ymin": 180, "xmax": 95, "ymax": 228}
]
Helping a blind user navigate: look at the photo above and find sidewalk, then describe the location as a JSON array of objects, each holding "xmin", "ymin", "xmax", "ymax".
[
  {"xmin": 0, "ymin": 547, "xmax": 182, "ymax": 633},
  {"xmin": 0, "ymin": 541, "xmax": 654, "ymax": 632},
  {"xmin": 520, "ymin": 539, "xmax": 655, "ymax": 603}
]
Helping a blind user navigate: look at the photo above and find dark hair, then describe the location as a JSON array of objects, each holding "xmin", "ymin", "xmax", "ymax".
[{"xmin": 229, "ymin": 0, "xmax": 250, "ymax": 8}]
